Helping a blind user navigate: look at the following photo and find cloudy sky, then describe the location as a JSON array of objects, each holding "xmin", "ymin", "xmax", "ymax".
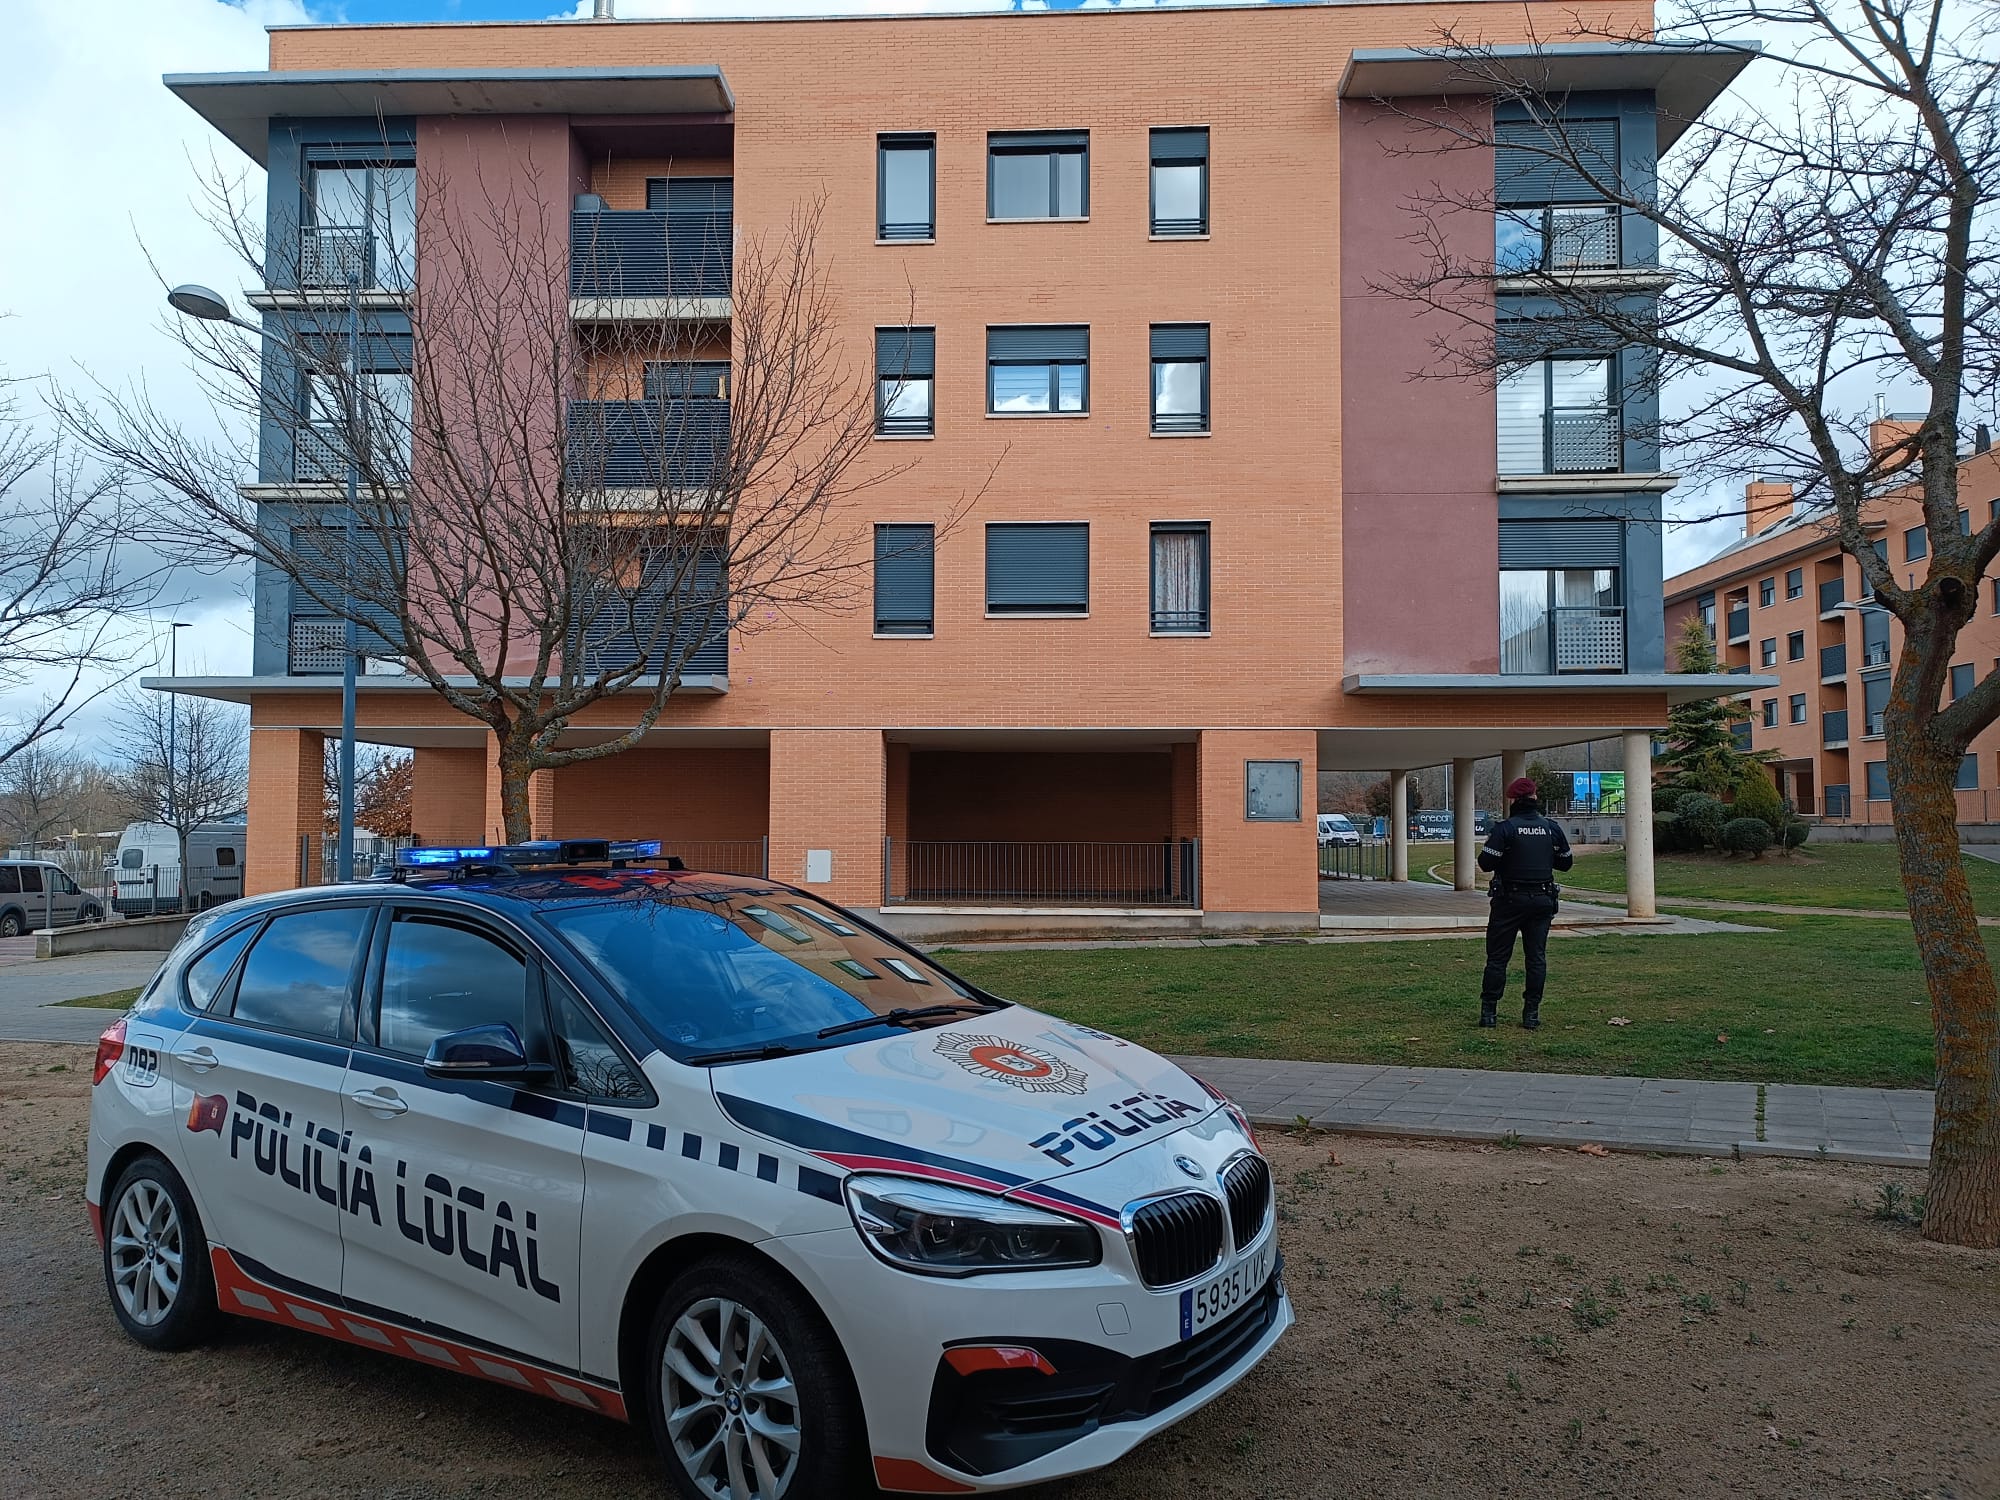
[{"xmin": 0, "ymin": 0, "xmax": 1758, "ymax": 754}]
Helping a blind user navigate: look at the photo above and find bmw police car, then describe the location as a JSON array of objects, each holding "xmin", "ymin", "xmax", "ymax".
[{"xmin": 87, "ymin": 839, "xmax": 1290, "ymax": 1497}]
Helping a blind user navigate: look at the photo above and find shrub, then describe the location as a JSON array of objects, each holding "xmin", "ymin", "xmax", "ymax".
[
  {"xmin": 1784, "ymin": 819, "xmax": 1811, "ymax": 849},
  {"xmin": 1653, "ymin": 812, "xmax": 1689, "ymax": 852},
  {"xmin": 1731, "ymin": 769, "xmax": 1786, "ymax": 837},
  {"xmin": 1721, "ymin": 817, "xmax": 1774, "ymax": 856},
  {"xmin": 1654, "ymin": 787, "xmax": 1688, "ymax": 816},
  {"xmin": 1676, "ymin": 793, "xmax": 1727, "ymax": 851}
]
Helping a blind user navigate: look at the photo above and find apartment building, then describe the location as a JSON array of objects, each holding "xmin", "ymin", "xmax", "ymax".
[
  {"xmin": 160, "ymin": 1, "xmax": 1753, "ymax": 930},
  {"xmin": 1665, "ymin": 436, "xmax": 2000, "ymax": 829}
]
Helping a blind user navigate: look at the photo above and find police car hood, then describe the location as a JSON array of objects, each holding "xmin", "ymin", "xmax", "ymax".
[{"xmin": 709, "ymin": 1005, "xmax": 1222, "ymax": 1191}]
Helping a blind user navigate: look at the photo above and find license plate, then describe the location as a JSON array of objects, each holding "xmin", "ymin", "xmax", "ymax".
[{"xmin": 1179, "ymin": 1244, "xmax": 1271, "ymax": 1340}]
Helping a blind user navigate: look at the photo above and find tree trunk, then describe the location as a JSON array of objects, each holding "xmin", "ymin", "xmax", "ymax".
[
  {"xmin": 1888, "ymin": 727, "xmax": 2000, "ymax": 1247},
  {"xmin": 494, "ymin": 737, "xmax": 535, "ymax": 846}
]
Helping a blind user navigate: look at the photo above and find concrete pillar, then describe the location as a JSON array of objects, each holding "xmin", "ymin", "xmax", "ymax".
[
  {"xmin": 1623, "ymin": 730, "xmax": 1657, "ymax": 918},
  {"xmin": 1389, "ymin": 770, "xmax": 1409, "ymax": 882},
  {"xmin": 1501, "ymin": 748, "xmax": 1528, "ymax": 807},
  {"xmin": 1195, "ymin": 730, "xmax": 1319, "ymax": 925},
  {"xmin": 246, "ymin": 727, "xmax": 325, "ymax": 896},
  {"xmin": 1452, "ymin": 757, "xmax": 1478, "ymax": 890}
]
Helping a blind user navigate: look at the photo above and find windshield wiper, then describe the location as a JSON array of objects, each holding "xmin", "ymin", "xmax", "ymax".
[
  {"xmin": 684, "ymin": 1042, "xmax": 814, "ymax": 1066},
  {"xmin": 816, "ymin": 1002, "xmax": 997, "ymax": 1041}
]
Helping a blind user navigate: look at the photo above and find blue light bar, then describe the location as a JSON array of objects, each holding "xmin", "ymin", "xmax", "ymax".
[
  {"xmin": 397, "ymin": 846, "xmax": 494, "ymax": 868},
  {"xmin": 394, "ymin": 839, "xmax": 665, "ymax": 871}
]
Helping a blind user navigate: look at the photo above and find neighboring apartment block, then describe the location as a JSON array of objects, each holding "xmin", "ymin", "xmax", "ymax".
[
  {"xmin": 1665, "ymin": 437, "xmax": 2000, "ymax": 828},
  {"xmin": 163, "ymin": 1, "xmax": 1753, "ymax": 929}
]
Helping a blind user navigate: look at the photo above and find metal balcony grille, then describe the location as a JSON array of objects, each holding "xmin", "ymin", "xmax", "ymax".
[
  {"xmin": 1546, "ymin": 206, "xmax": 1620, "ymax": 270},
  {"xmin": 289, "ymin": 617, "xmax": 346, "ymax": 675},
  {"xmin": 1221, "ymin": 1154, "xmax": 1271, "ymax": 1251},
  {"xmin": 1825, "ymin": 784, "xmax": 1852, "ymax": 818},
  {"xmin": 300, "ymin": 225, "xmax": 372, "ymax": 289},
  {"xmin": 885, "ymin": 839, "xmax": 1200, "ymax": 907},
  {"xmin": 1819, "ymin": 578, "xmax": 1847, "ymax": 614},
  {"xmin": 292, "ymin": 425, "xmax": 349, "ymax": 483},
  {"xmin": 1821, "ymin": 643, "xmax": 1847, "ymax": 679},
  {"xmin": 1548, "ymin": 407, "xmax": 1621, "ymax": 471},
  {"xmin": 1865, "ymin": 710, "xmax": 1886, "ymax": 737},
  {"xmin": 1726, "ymin": 606, "xmax": 1750, "ymax": 641},
  {"xmin": 570, "ymin": 209, "xmax": 733, "ymax": 299},
  {"xmin": 1126, "ymin": 1192, "xmax": 1224, "ymax": 1288},
  {"xmin": 1864, "ymin": 642, "xmax": 1892, "ymax": 667},
  {"xmin": 1553, "ymin": 606, "xmax": 1626, "ymax": 671},
  {"xmin": 1823, "ymin": 710, "xmax": 1849, "ymax": 746},
  {"xmin": 1150, "ymin": 607, "xmax": 1209, "ymax": 634}
]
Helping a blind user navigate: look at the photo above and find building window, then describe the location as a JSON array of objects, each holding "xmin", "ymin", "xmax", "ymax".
[
  {"xmin": 1760, "ymin": 637, "xmax": 1777, "ymax": 667},
  {"xmin": 1150, "ymin": 523, "xmax": 1209, "ymax": 634},
  {"xmin": 1952, "ymin": 662, "xmax": 1975, "ymax": 700},
  {"xmin": 877, "ymin": 133, "xmax": 935, "ymax": 240},
  {"xmin": 1866, "ymin": 762, "xmax": 1889, "ymax": 800},
  {"xmin": 1245, "ymin": 760, "xmax": 1302, "ymax": 822},
  {"xmin": 1786, "ymin": 567, "xmax": 1804, "ymax": 599},
  {"xmin": 987, "ymin": 131, "xmax": 1087, "ymax": 220},
  {"xmin": 1787, "ymin": 630, "xmax": 1805, "ymax": 661},
  {"xmin": 1497, "ymin": 357, "xmax": 1618, "ymax": 475},
  {"xmin": 1493, "ymin": 117, "xmax": 1622, "ymax": 271},
  {"xmin": 302, "ymin": 158, "xmax": 415, "ymax": 291},
  {"xmin": 1905, "ymin": 524, "xmax": 1927, "ymax": 561},
  {"xmin": 875, "ymin": 327, "xmax": 935, "ymax": 436},
  {"xmin": 1991, "ymin": 578, "xmax": 1999, "ymax": 615},
  {"xmin": 1960, "ymin": 508, "xmax": 1972, "ymax": 535},
  {"xmin": 1150, "ymin": 324, "xmax": 1209, "ymax": 434},
  {"xmin": 985, "ymin": 522, "xmax": 1088, "ymax": 615},
  {"xmin": 1149, "ymin": 128, "xmax": 1208, "ymax": 235},
  {"xmin": 1761, "ymin": 698, "xmax": 1778, "ymax": 728},
  {"xmin": 987, "ymin": 326, "xmax": 1088, "ymax": 414},
  {"xmin": 1500, "ymin": 567, "xmax": 1623, "ymax": 673},
  {"xmin": 643, "ymin": 361, "xmax": 729, "ymax": 400},
  {"xmin": 1789, "ymin": 693, "xmax": 1807, "ymax": 724},
  {"xmin": 1758, "ymin": 577, "xmax": 1775, "ymax": 607},
  {"xmin": 1959, "ymin": 754, "xmax": 1980, "ymax": 791},
  {"xmin": 1862, "ymin": 606, "xmax": 1892, "ymax": 667},
  {"xmin": 1698, "ymin": 592, "xmax": 1716, "ymax": 638},
  {"xmin": 873, "ymin": 524, "xmax": 934, "ymax": 636},
  {"xmin": 1863, "ymin": 672, "xmax": 1890, "ymax": 736},
  {"xmin": 297, "ymin": 349, "xmax": 412, "ymax": 484}
]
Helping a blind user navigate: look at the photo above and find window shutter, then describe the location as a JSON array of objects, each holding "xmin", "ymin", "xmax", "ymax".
[
  {"xmin": 986, "ymin": 523, "xmax": 1089, "ymax": 611},
  {"xmin": 1150, "ymin": 324, "xmax": 1209, "ymax": 360},
  {"xmin": 572, "ymin": 542, "xmax": 728, "ymax": 676},
  {"xmin": 1150, "ymin": 128, "xmax": 1208, "ymax": 163},
  {"xmin": 874, "ymin": 524, "xmax": 935, "ymax": 633},
  {"xmin": 1497, "ymin": 519, "xmax": 1624, "ymax": 569},
  {"xmin": 303, "ymin": 142, "xmax": 414, "ymax": 167},
  {"xmin": 1495, "ymin": 118, "xmax": 1619, "ymax": 203},
  {"xmin": 646, "ymin": 177, "xmax": 735, "ymax": 215},
  {"xmin": 989, "ymin": 130, "xmax": 1087, "ymax": 152},
  {"xmin": 987, "ymin": 325, "xmax": 1089, "ymax": 361},
  {"xmin": 876, "ymin": 327, "xmax": 936, "ymax": 378},
  {"xmin": 288, "ymin": 523, "xmax": 405, "ymax": 651}
]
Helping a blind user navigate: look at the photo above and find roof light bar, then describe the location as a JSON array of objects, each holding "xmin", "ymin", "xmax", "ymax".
[{"xmin": 394, "ymin": 838, "xmax": 665, "ymax": 870}]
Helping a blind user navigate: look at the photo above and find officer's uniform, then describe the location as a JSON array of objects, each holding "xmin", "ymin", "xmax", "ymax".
[{"xmin": 1476, "ymin": 794, "xmax": 1574, "ymax": 1028}]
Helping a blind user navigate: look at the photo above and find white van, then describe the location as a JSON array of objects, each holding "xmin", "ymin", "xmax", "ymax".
[
  {"xmin": 1316, "ymin": 813, "xmax": 1362, "ymax": 847},
  {"xmin": 111, "ymin": 822, "xmax": 246, "ymax": 917}
]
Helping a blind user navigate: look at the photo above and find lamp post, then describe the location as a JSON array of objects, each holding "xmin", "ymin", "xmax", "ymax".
[
  {"xmin": 169, "ymin": 279, "xmax": 361, "ymax": 882},
  {"xmin": 165, "ymin": 620, "xmax": 191, "ymax": 824}
]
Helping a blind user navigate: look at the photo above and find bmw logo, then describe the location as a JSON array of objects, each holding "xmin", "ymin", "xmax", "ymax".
[{"xmin": 1174, "ymin": 1154, "xmax": 1203, "ymax": 1180}]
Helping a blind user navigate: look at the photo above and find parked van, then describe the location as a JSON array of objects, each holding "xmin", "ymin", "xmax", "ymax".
[
  {"xmin": 1317, "ymin": 813, "xmax": 1362, "ymax": 847},
  {"xmin": 0, "ymin": 860, "xmax": 104, "ymax": 936},
  {"xmin": 111, "ymin": 822, "xmax": 246, "ymax": 917}
]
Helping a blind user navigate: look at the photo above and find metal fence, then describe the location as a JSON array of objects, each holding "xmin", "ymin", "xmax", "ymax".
[
  {"xmin": 1318, "ymin": 839, "xmax": 1391, "ymax": 881},
  {"xmin": 110, "ymin": 863, "xmax": 244, "ymax": 918},
  {"xmin": 884, "ymin": 838, "xmax": 1199, "ymax": 907}
]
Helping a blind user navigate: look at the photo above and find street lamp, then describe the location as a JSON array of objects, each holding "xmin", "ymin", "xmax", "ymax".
[
  {"xmin": 168, "ymin": 279, "xmax": 362, "ymax": 882},
  {"xmin": 165, "ymin": 620, "xmax": 191, "ymax": 827}
]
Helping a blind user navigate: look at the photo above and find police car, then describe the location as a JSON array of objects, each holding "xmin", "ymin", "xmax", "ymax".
[{"xmin": 87, "ymin": 839, "xmax": 1290, "ymax": 1497}]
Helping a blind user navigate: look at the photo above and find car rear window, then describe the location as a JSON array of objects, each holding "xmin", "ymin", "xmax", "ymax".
[
  {"xmin": 546, "ymin": 888, "xmax": 979, "ymax": 1058},
  {"xmin": 231, "ymin": 906, "xmax": 370, "ymax": 1039}
]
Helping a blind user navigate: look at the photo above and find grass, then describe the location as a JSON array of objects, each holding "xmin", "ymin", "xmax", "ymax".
[
  {"xmin": 942, "ymin": 913, "xmax": 1941, "ymax": 1088},
  {"xmin": 1565, "ymin": 840, "xmax": 2000, "ymax": 915},
  {"xmin": 50, "ymin": 988, "xmax": 141, "ymax": 1010}
]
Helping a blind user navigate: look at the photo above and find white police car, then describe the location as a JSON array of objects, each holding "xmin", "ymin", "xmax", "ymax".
[{"xmin": 87, "ymin": 839, "xmax": 1289, "ymax": 1497}]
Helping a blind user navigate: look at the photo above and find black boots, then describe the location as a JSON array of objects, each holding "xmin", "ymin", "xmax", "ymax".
[
  {"xmin": 1521, "ymin": 1003, "xmax": 1541, "ymax": 1030},
  {"xmin": 1478, "ymin": 1003, "xmax": 1498, "ymax": 1028}
]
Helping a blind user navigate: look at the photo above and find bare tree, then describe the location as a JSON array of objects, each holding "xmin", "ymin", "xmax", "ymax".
[
  {"xmin": 0, "ymin": 379, "xmax": 154, "ymax": 768},
  {"xmin": 1373, "ymin": 0, "xmax": 2000, "ymax": 1243},
  {"xmin": 0, "ymin": 744, "xmax": 95, "ymax": 852},
  {"xmin": 65, "ymin": 143, "xmax": 980, "ymax": 844},
  {"xmin": 113, "ymin": 688, "xmax": 247, "ymax": 888}
]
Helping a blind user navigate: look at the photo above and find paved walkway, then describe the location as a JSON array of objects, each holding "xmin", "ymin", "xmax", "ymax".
[
  {"xmin": 1318, "ymin": 878, "xmax": 1641, "ymax": 931},
  {"xmin": 0, "ymin": 952, "xmax": 162, "ymax": 1044},
  {"xmin": 1180, "ymin": 1054, "xmax": 1933, "ymax": 1168},
  {"xmin": 1560, "ymin": 886, "xmax": 2000, "ymax": 925}
]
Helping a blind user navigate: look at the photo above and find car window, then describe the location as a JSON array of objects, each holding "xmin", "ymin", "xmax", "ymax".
[
  {"xmin": 0, "ymin": 867, "xmax": 16, "ymax": 895},
  {"xmin": 120, "ymin": 849, "xmax": 143, "ymax": 870},
  {"xmin": 18, "ymin": 866, "xmax": 41, "ymax": 894},
  {"xmin": 231, "ymin": 906, "xmax": 370, "ymax": 1039},
  {"xmin": 548, "ymin": 971, "xmax": 647, "ymax": 1100},
  {"xmin": 377, "ymin": 912, "xmax": 529, "ymax": 1059},
  {"xmin": 185, "ymin": 923, "xmax": 259, "ymax": 1012},
  {"xmin": 55, "ymin": 871, "xmax": 78, "ymax": 894},
  {"xmin": 547, "ymin": 883, "xmax": 981, "ymax": 1058},
  {"xmin": 215, "ymin": 847, "xmax": 238, "ymax": 868}
]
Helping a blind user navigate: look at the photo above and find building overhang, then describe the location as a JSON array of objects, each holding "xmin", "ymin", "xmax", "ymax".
[
  {"xmin": 141, "ymin": 672, "xmax": 728, "ymax": 705},
  {"xmin": 1496, "ymin": 472, "xmax": 1680, "ymax": 495},
  {"xmin": 164, "ymin": 66, "xmax": 736, "ymax": 165},
  {"xmin": 1342, "ymin": 671, "xmax": 1774, "ymax": 705},
  {"xmin": 1339, "ymin": 42, "xmax": 1761, "ymax": 151}
]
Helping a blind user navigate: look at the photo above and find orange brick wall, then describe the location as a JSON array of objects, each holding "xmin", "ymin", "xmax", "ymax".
[
  {"xmin": 246, "ymin": 728, "xmax": 323, "ymax": 895},
  {"xmin": 1197, "ymin": 729, "xmax": 1319, "ymax": 917},
  {"xmin": 907, "ymin": 751, "xmax": 1170, "ymax": 841},
  {"xmin": 768, "ymin": 729, "xmax": 883, "ymax": 906},
  {"xmin": 548, "ymin": 748, "xmax": 770, "ymax": 840},
  {"xmin": 411, "ymin": 747, "xmax": 487, "ymax": 844}
]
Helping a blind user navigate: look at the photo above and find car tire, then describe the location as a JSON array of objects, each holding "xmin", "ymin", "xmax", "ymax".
[
  {"xmin": 102, "ymin": 1155, "xmax": 221, "ymax": 1352},
  {"xmin": 0, "ymin": 909, "xmax": 22, "ymax": 938},
  {"xmin": 644, "ymin": 1255, "xmax": 867, "ymax": 1500}
]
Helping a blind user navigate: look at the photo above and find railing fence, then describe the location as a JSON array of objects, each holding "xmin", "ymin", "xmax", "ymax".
[{"xmin": 884, "ymin": 838, "xmax": 1199, "ymax": 907}]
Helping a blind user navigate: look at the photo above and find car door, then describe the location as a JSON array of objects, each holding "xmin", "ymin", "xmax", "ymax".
[
  {"xmin": 44, "ymin": 866, "xmax": 82, "ymax": 925},
  {"xmin": 338, "ymin": 904, "xmax": 585, "ymax": 1374},
  {"xmin": 163, "ymin": 901, "xmax": 372, "ymax": 1302}
]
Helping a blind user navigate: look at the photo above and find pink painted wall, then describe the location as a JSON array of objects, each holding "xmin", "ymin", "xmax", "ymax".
[{"xmin": 1338, "ymin": 98, "xmax": 1500, "ymax": 675}]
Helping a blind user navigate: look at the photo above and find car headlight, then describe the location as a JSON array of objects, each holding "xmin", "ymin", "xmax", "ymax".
[{"xmin": 843, "ymin": 1174, "xmax": 1102, "ymax": 1277}]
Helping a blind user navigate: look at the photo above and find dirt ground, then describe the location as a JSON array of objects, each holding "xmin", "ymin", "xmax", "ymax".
[{"xmin": 6, "ymin": 1040, "xmax": 1997, "ymax": 1500}]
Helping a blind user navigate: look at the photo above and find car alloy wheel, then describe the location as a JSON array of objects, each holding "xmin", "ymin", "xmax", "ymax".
[
  {"xmin": 0, "ymin": 912, "xmax": 21, "ymax": 938},
  {"xmin": 662, "ymin": 1296, "xmax": 803, "ymax": 1500},
  {"xmin": 109, "ymin": 1176, "xmax": 185, "ymax": 1327}
]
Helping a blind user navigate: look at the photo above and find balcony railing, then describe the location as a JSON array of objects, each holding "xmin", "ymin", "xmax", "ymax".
[
  {"xmin": 565, "ymin": 400, "xmax": 729, "ymax": 490},
  {"xmin": 1818, "ymin": 578, "xmax": 1847, "ymax": 615},
  {"xmin": 1863, "ymin": 640, "xmax": 1892, "ymax": 668},
  {"xmin": 1150, "ymin": 607, "xmax": 1209, "ymax": 634},
  {"xmin": 289, "ymin": 616, "xmax": 346, "ymax": 675},
  {"xmin": 883, "ymin": 838, "xmax": 1200, "ymax": 908},
  {"xmin": 1497, "ymin": 205, "xmax": 1622, "ymax": 274},
  {"xmin": 1823, "ymin": 709, "xmax": 1849, "ymax": 747},
  {"xmin": 290, "ymin": 423, "xmax": 410, "ymax": 485},
  {"xmin": 571, "ymin": 209, "xmax": 732, "ymax": 300},
  {"xmin": 1553, "ymin": 605, "xmax": 1626, "ymax": 672},
  {"xmin": 1825, "ymin": 784, "xmax": 1852, "ymax": 818},
  {"xmin": 1726, "ymin": 606, "xmax": 1750, "ymax": 642},
  {"xmin": 1547, "ymin": 407, "xmax": 1622, "ymax": 472},
  {"xmin": 1821, "ymin": 642, "xmax": 1847, "ymax": 679},
  {"xmin": 1732, "ymin": 722, "xmax": 1753, "ymax": 752},
  {"xmin": 298, "ymin": 224, "xmax": 411, "ymax": 292},
  {"xmin": 1865, "ymin": 709, "xmax": 1887, "ymax": 737}
]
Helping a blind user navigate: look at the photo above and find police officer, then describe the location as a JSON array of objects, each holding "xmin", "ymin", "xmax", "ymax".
[{"xmin": 1476, "ymin": 777, "xmax": 1574, "ymax": 1029}]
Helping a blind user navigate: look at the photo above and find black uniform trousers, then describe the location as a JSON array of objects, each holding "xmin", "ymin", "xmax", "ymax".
[{"xmin": 1481, "ymin": 887, "xmax": 1558, "ymax": 1006}]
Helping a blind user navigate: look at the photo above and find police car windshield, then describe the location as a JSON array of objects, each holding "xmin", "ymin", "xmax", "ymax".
[{"xmin": 544, "ymin": 886, "xmax": 995, "ymax": 1062}]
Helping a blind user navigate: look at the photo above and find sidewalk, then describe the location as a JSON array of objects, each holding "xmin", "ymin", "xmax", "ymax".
[
  {"xmin": 1561, "ymin": 886, "xmax": 2000, "ymax": 926},
  {"xmin": 0, "ymin": 951, "xmax": 162, "ymax": 1044},
  {"xmin": 1179, "ymin": 1053, "xmax": 1933, "ymax": 1169}
]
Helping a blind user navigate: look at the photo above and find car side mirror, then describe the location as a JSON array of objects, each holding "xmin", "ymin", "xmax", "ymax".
[{"xmin": 422, "ymin": 1023, "xmax": 555, "ymax": 1083}]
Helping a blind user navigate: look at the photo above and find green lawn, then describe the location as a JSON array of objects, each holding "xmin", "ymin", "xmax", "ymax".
[
  {"xmin": 942, "ymin": 914, "xmax": 1940, "ymax": 1088},
  {"xmin": 50, "ymin": 988, "xmax": 141, "ymax": 1010},
  {"xmin": 1566, "ymin": 840, "xmax": 2000, "ymax": 915}
]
